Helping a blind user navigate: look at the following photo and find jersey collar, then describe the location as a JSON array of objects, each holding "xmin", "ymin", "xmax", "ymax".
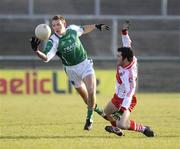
[{"xmin": 123, "ymin": 57, "xmax": 136, "ymax": 69}]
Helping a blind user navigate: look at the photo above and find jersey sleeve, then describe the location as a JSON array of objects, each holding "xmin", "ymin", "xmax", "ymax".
[
  {"xmin": 121, "ymin": 33, "xmax": 132, "ymax": 48},
  {"xmin": 43, "ymin": 35, "xmax": 58, "ymax": 62},
  {"xmin": 67, "ymin": 24, "xmax": 84, "ymax": 37},
  {"xmin": 121, "ymin": 70, "xmax": 136, "ymax": 109}
]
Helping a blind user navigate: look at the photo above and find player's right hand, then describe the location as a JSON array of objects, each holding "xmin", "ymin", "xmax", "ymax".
[{"xmin": 30, "ymin": 36, "xmax": 41, "ymax": 51}]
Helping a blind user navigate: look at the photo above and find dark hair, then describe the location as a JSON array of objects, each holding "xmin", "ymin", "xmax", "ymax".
[
  {"xmin": 117, "ymin": 47, "xmax": 134, "ymax": 61},
  {"xmin": 52, "ymin": 15, "xmax": 66, "ymax": 24}
]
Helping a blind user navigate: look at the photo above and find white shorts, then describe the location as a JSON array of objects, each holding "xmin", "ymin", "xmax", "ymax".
[{"xmin": 64, "ymin": 58, "xmax": 95, "ymax": 88}]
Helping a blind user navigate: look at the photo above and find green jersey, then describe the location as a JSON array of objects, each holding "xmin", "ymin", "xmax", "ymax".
[{"xmin": 43, "ymin": 25, "xmax": 87, "ymax": 66}]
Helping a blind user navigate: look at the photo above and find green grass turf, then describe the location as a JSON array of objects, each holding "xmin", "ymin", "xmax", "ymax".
[{"xmin": 0, "ymin": 93, "xmax": 180, "ymax": 149}]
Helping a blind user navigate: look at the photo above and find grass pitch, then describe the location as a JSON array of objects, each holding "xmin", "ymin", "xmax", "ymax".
[{"xmin": 0, "ymin": 93, "xmax": 180, "ymax": 149}]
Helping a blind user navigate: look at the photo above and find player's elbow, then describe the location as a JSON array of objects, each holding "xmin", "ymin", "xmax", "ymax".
[
  {"xmin": 40, "ymin": 56, "xmax": 49, "ymax": 63},
  {"xmin": 36, "ymin": 51, "xmax": 49, "ymax": 62},
  {"xmin": 43, "ymin": 58, "xmax": 50, "ymax": 63}
]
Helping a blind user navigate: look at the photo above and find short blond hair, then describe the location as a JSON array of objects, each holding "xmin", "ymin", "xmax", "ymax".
[{"xmin": 52, "ymin": 15, "xmax": 66, "ymax": 24}]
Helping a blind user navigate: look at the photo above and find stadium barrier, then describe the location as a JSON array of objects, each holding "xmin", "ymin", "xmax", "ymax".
[{"xmin": 0, "ymin": 69, "xmax": 115, "ymax": 95}]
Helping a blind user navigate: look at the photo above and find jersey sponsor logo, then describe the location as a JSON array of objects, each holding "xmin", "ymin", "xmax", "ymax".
[{"xmin": 63, "ymin": 42, "xmax": 78, "ymax": 53}]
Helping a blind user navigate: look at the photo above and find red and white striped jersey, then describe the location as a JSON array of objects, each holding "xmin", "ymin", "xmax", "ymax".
[
  {"xmin": 114, "ymin": 30, "xmax": 137, "ymax": 109},
  {"xmin": 115, "ymin": 57, "xmax": 137, "ymax": 109}
]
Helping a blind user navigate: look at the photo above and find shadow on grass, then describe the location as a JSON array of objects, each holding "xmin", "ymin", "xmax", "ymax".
[
  {"xmin": 0, "ymin": 134, "xmax": 179, "ymax": 140},
  {"xmin": 0, "ymin": 135, "xmax": 119, "ymax": 140},
  {"xmin": 0, "ymin": 122, "xmax": 84, "ymax": 127}
]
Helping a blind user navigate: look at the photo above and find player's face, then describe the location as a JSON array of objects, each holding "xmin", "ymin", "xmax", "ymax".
[
  {"xmin": 117, "ymin": 51, "xmax": 123, "ymax": 66},
  {"xmin": 52, "ymin": 19, "xmax": 66, "ymax": 35},
  {"xmin": 117, "ymin": 51, "xmax": 128, "ymax": 66}
]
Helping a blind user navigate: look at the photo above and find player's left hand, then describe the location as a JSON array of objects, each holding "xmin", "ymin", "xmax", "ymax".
[
  {"xmin": 95, "ymin": 24, "xmax": 110, "ymax": 31},
  {"xmin": 122, "ymin": 20, "xmax": 130, "ymax": 31},
  {"xmin": 30, "ymin": 36, "xmax": 41, "ymax": 51},
  {"xmin": 121, "ymin": 20, "xmax": 131, "ymax": 35}
]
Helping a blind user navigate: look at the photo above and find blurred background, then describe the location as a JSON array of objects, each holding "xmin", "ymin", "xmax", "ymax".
[{"xmin": 0, "ymin": 0, "xmax": 180, "ymax": 92}]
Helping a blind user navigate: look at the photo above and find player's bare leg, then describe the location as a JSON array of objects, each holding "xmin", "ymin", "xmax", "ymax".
[
  {"xmin": 83, "ymin": 73, "xmax": 96, "ymax": 108},
  {"xmin": 115, "ymin": 110, "xmax": 154, "ymax": 137},
  {"xmin": 75, "ymin": 84, "xmax": 88, "ymax": 105},
  {"xmin": 82, "ymin": 73, "xmax": 96, "ymax": 130},
  {"xmin": 75, "ymin": 83, "xmax": 105, "ymax": 117},
  {"xmin": 104, "ymin": 101, "xmax": 124, "ymax": 136},
  {"xmin": 104, "ymin": 101, "xmax": 118, "ymax": 121}
]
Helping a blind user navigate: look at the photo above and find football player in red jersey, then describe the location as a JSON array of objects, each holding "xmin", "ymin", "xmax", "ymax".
[{"xmin": 103, "ymin": 21, "xmax": 155, "ymax": 137}]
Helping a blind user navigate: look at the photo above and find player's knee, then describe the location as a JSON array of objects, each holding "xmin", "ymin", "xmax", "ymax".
[
  {"xmin": 87, "ymin": 87, "xmax": 95, "ymax": 96},
  {"xmin": 117, "ymin": 121, "xmax": 128, "ymax": 130}
]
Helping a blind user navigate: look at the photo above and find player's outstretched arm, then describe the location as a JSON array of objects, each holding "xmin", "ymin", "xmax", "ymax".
[
  {"xmin": 122, "ymin": 20, "xmax": 130, "ymax": 35},
  {"xmin": 121, "ymin": 20, "xmax": 132, "ymax": 48},
  {"xmin": 30, "ymin": 36, "xmax": 48, "ymax": 61},
  {"xmin": 83, "ymin": 24, "xmax": 110, "ymax": 34}
]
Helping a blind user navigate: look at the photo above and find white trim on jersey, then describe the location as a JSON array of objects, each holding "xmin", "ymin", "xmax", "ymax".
[
  {"xmin": 44, "ymin": 34, "xmax": 59, "ymax": 62},
  {"xmin": 67, "ymin": 24, "xmax": 84, "ymax": 37}
]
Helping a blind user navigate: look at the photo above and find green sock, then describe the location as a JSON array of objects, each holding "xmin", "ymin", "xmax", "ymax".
[
  {"xmin": 87, "ymin": 108, "xmax": 93, "ymax": 122},
  {"xmin": 112, "ymin": 111, "xmax": 122, "ymax": 120},
  {"xmin": 94, "ymin": 104, "xmax": 104, "ymax": 116}
]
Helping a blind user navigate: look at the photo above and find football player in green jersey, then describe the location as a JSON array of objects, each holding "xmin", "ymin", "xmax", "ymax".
[{"xmin": 30, "ymin": 15, "xmax": 110, "ymax": 131}]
